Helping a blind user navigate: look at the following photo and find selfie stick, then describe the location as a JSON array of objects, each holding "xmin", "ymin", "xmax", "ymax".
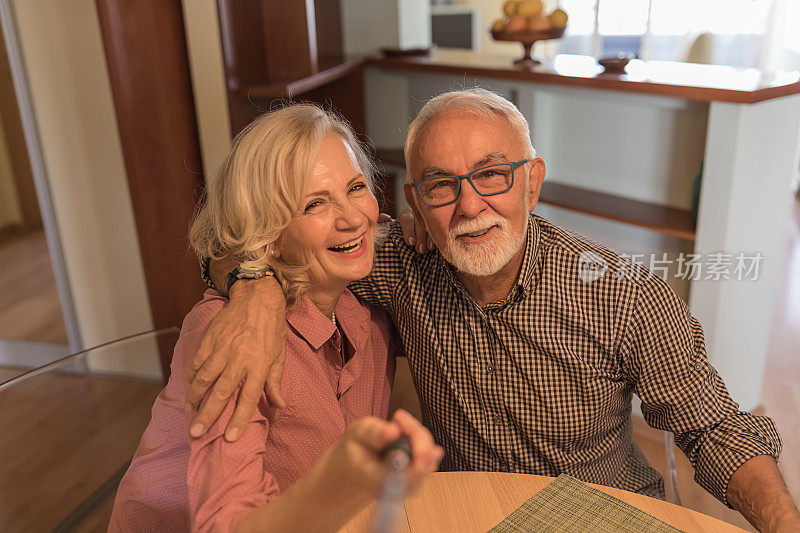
[{"xmin": 373, "ymin": 438, "xmax": 412, "ymax": 533}]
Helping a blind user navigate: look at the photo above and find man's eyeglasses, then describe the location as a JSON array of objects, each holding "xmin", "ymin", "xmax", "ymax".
[{"xmin": 410, "ymin": 159, "xmax": 531, "ymax": 207}]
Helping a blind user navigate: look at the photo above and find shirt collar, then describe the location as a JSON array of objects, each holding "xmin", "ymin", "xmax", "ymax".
[
  {"xmin": 517, "ymin": 213, "xmax": 541, "ymax": 295},
  {"xmin": 286, "ymin": 289, "xmax": 369, "ymax": 351}
]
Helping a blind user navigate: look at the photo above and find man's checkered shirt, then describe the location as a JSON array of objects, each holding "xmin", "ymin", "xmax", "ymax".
[{"xmin": 349, "ymin": 213, "xmax": 781, "ymax": 506}]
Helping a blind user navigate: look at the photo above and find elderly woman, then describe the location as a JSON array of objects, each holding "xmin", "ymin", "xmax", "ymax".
[{"xmin": 109, "ymin": 105, "xmax": 442, "ymax": 532}]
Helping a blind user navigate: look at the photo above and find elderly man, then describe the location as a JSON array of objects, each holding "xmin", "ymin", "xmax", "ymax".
[{"xmin": 190, "ymin": 89, "xmax": 799, "ymax": 531}]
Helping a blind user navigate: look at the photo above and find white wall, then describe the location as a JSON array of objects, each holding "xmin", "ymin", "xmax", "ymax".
[
  {"xmin": 398, "ymin": 0, "xmax": 432, "ymax": 50},
  {"xmin": 11, "ymin": 0, "xmax": 155, "ymax": 373},
  {"xmin": 341, "ymin": 0, "xmax": 431, "ymax": 56},
  {"xmin": 761, "ymin": 0, "xmax": 800, "ymax": 73}
]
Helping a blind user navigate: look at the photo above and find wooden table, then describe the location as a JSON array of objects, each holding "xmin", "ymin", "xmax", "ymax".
[{"xmin": 342, "ymin": 472, "xmax": 747, "ymax": 532}]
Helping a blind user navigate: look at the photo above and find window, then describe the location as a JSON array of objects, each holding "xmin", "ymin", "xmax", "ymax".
[
  {"xmin": 784, "ymin": 0, "xmax": 800, "ymax": 54},
  {"xmin": 554, "ymin": 0, "xmax": 773, "ymax": 67}
]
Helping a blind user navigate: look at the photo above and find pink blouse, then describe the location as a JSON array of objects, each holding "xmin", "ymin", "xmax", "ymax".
[{"xmin": 109, "ymin": 289, "xmax": 396, "ymax": 532}]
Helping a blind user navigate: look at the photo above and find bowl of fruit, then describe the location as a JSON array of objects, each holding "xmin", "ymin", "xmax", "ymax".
[{"xmin": 491, "ymin": 0, "xmax": 568, "ymax": 66}]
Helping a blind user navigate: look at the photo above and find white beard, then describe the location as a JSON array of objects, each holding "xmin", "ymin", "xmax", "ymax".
[{"xmin": 441, "ymin": 214, "xmax": 527, "ymax": 277}]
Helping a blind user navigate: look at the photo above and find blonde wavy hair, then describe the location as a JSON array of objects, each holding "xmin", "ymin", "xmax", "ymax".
[{"xmin": 189, "ymin": 103, "xmax": 377, "ymax": 306}]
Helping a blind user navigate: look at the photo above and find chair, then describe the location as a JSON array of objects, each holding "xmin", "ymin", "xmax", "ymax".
[
  {"xmin": 684, "ymin": 32, "xmax": 715, "ymax": 64},
  {"xmin": 0, "ymin": 327, "xmax": 180, "ymax": 533}
]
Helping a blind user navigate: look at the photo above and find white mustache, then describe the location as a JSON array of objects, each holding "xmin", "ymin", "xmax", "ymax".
[{"xmin": 451, "ymin": 215, "xmax": 508, "ymax": 238}]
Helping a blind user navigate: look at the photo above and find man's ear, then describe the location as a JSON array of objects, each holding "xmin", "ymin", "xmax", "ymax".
[
  {"xmin": 527, "ymin": 158, "xmax": 546, "ymax": 211},
  {"xmin": 403, "ymin": 183, "xmax": 426, "ymax": 223}
]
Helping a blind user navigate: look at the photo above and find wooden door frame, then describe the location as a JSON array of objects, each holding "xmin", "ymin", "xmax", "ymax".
[{"xmin": 95, "ymin": 0, "xmax": 207, "ymax": 378}]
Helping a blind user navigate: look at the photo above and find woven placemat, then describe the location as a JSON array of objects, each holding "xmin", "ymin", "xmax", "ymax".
[{"xmin": 489, "ymin": 474, "xmax": 685, "ymax": 533}]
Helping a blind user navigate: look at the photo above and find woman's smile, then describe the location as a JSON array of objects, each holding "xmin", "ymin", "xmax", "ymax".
[{"xmin": 327, "ymin": 231, "xmax": 367, "ymax": 257}]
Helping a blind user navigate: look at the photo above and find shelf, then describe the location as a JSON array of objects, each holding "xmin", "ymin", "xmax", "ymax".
[
  {"xmin": 366, "ymin": 50, "xmax": 800, "ymax": 104},
  {"xmin": 374, "ymin": 148, "xmax": 696, "ymax": 241},
  {"xmin": 538, "ymin": 182, "xmax": 695, "ymax": 240},
  {"xmin": 237, "ymin": 60, "xmax": 364, "ymax": 99}
]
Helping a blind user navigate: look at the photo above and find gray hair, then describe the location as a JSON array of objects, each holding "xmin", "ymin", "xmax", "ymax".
[{"xmin": 403, "ymin": 87, "xmax": 535, "ymax": 180}]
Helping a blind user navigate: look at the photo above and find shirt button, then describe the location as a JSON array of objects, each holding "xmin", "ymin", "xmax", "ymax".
[
  {"xmin": 486, "ymin": 364, "xmax": 494, "ymax": 374},
  {"xmin": 493, "ymin": 414, "xmax": 503, "ymax": 425},
  {"xmin": 500, "ymin": 462, "xmax": 509, "ymax": 472},
  {"xmin": 694, "ymin": 361, "xmax": 704, "ymax": 371}
]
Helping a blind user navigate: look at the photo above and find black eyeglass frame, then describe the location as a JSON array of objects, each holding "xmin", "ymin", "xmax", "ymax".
[{"xmin": 409, "ymin": 159, "xmax": 532, "ymax": 207}]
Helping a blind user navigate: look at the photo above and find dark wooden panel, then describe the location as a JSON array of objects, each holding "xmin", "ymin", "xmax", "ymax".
[
  {"xmin": 217, "ymin": 0, "xmax": 269, "ymax": 90},
  {"xmin": 226, "ymin": 92, "xmax": 268, "ymax": 138},
  {"xmin": 373, "ymin": 171, "xmax": 398, "ymax": 219},
  {"xmin": 303, "ymin": 67, "xmax": 366, "ymax": 135},
  {"xmin": 261, "ymin": 0, "xmax": 315, "ymax": 80},
  {"xmin": 95, "ymin": 0, "xmax": 207, "ymax": 378},
  {"xmin": 239, "ymin": 60, "xmax": 363, "ymax": 99},
  {"xmin": 375, "ymin": 148, "xmax": 406, "ymax": 168},
  {"xmin": 229, "ymin": 66, "xmax": 366, "ymax": 137},
  {"xmin": 313, "ymin": 0, "xmax": 344, "ymax": 70}
]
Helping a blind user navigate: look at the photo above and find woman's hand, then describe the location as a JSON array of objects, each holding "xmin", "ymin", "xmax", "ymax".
[
  {"xmin": 320, "ymin": 409, "xmax": 443, "ymax": 498},
  {"xmin": 235, "ymin": 410, "xmax": 443, "ymax": 533},
  {"xmin": 397, "ymin": 208, "xmax": 436, "ymax": 254}
]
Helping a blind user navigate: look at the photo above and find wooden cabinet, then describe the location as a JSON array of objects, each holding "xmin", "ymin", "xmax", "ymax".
[
  {"xmin": 217, "ymin": 0, "xmax": 355, "ymax": 134},
  {"xmin": 216, "ymin": 0, "xmax": 395, "ymax": 215}
]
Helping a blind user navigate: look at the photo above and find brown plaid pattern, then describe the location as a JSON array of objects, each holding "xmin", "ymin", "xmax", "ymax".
[
  {"xmin": 349, "ymin": 213, "xmax": 781, "ymax": 506},
  {"xmin": 489, "ymin": 474, "xmax": 685, "ymax": 532}
]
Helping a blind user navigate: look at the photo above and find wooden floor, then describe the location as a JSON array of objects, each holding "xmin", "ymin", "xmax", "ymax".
[
  {"xmin": 0, "ymin": 229, "xmax": 68, "ymax": 344},
  {"xmin": 0, "ymin": 366, "xmax": 24, "ymax": 383},
  {"xmin": 0, "ymin": 369, "xmax": 161, "ymax": 532}
]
